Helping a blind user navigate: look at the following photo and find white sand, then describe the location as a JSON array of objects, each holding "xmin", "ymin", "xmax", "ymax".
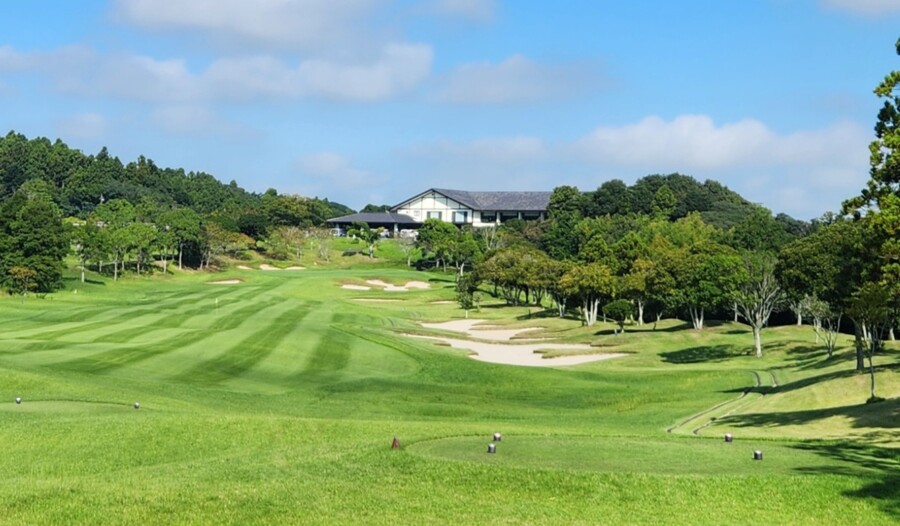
[
  {"xmin": 237, "ymin": 265, "xmax": 252, "ymax": 270},
  {"xmin": 365, "ymin": 279, "xmax": 432, "ymax": 292},
  {"xmin": 342, "ymin": 284, "xmax": 371, "ymax": 291},
  {"xmin": 416, "ymin": 319, "xmax": 626, "ymax": 367},
  {"xmin": 259, "ymin": 264, "xmax": 281, "ymax": 271},
  {"xmin": 208, "ymin": 279, "xmax": 241, "ymax": 285},
  {"xmin": 285, "ymin": 266, "xmax": 305, "ymax": 270},
  {"xmin": 421, "ymin": 319, "xmax": 540, "ymax": 341}
]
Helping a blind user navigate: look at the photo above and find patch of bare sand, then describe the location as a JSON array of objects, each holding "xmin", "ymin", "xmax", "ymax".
[
  {"xmin": 237, "ymin": 265, "xmax": 252, "ymax": 270},
  {"xmin": 285, "ymin": 266, "xmax": 305, "ymax": 270},
  {"xmin": 416, "ymin": 319, "xmax": 626, "ymax": 367},
  {"xmin": 421, "ymin": 319, "xmax": 540, "ymax": 341},
  {"xmin": 208, "ymin": 279, "xmax": 241, "ymax": 285},
  {"xmin": 366, "ymin": 279, "xmax": 432, "ymax": 292},
  {"xmin": 342, "ymin": 284, "xmax": 371, "ymax": 291},
  {"xmin": 259, "ymin": 264, "xmax": 281, "ymax": 271}
]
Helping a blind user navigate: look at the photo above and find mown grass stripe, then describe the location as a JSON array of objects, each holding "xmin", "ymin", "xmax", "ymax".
[
  {"xmin": 296, "ymin": 324, "xmax": 353, "ymax": 380},
  {"xmin": 174, "ymin": 303, "xmax": 314, "ymax": 384},
  {"xmin": 50, "ymin": 296, "xmax": 286, "ymax": 374},
  {"xmin": 90, "ymin": 286, "xmax": 263, "ymax": 344}
]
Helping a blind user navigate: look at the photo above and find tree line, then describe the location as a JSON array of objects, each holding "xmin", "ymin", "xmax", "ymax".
[{"xmin": 0, "ymin": 132, "xmax": 352, "ymax": 288}]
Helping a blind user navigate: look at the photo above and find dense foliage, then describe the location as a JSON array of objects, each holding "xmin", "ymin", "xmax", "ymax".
[{"xmin": 0, "ymin": 131, "xmax": 352, "ymax": 290}]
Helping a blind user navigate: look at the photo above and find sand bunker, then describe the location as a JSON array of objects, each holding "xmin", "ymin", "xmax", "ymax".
[
  {"xmin": 208, "ymin": 279, "xmax": 241, "ymax": 285},
  {"xmin": 342, "ymin": 284, "xmax": 371, "ymax": 291},
  {"xmin": 421, "ymin": 319, "xmax": 540, "ymax": 341},
  {"xmin": 366, "ymin": 280, "xmax": 431, "ymax": 292},
  {"xmin": 237, "ymin": 265, "xmax": 252, "ymax": 270},
  {"xmin": 259, "ymin": 264, "xmax": 281, "ymax": 271},
  {"xmin": 285, "ymin": 266, "xmax": 305, "ymax": 270},
  {"xmin": 415, "ymin": 319, "xmax": 626, "ymax": 367}
]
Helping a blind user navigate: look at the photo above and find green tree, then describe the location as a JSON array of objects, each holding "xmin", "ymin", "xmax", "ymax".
[
  {"xmin": 417, "ymin": 218, "xmax": 458, "ymax": 270},
  {"xmin": 6, "ymin": 266, "xmax": 37, "ymax": 300},
  {"xmin": 0, "ymin": 185, "xmax": 68, "ymax": 292},
  {"xmin": 559, "ymin": 262, "xmax": 616, "ymax": 326},
  {"xmin": 93, "ymin": 199, "xmax": 136, "ymax": 280},
  {"xmin": 733, "ymin": 255, "xmax": 783, "ymax": 357},
  {"xmin": 347, "ymin": 221, "xmax": 383, "ymax": 259},
  {"xmin": 456, "ymin": 272, "xmax": 481, "ymax": 318},
  {"xmin": 603, "ymin": 299, "xmax": 633, "ymax": 334},
  {"xmin": 847, "ymin": 282, "xmax": 894, "ymax": 402},
  {"xmin": 841, "ymin": 39, "xmax": 900, "ymax": 370},
  {"xmin": 159, "ymin": 208, "xmax": 202, "ymax": 270}
]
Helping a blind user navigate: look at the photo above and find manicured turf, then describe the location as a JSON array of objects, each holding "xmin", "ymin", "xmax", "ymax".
[{"xmin": 0, "ymin": 262, "xmax": 897, "ymax": 525}]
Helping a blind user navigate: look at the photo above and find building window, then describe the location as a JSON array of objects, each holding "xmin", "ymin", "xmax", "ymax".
[
  {"xmin": 481, "ymin": 213, "xmax": 497, "ymax": 223},
  {"xmin": 499, "ymin": 212, "xmax": 519, "ymax": 222},
  {"xmin": 522, "ymin": 212, "xmax": 541, "ymax": 221},
  {"xmin": 453, "ymin": 211, "xmax": 468, "ymax": 223},
  {"xmin": 427, "ymin": 211, "xmax": 442, "ymax": 220}
]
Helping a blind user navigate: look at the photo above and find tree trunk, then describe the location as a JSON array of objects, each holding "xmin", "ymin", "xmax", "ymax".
[
  {"xmin": 636, "ymin": 299, "xmax": 644, "ymax": 326},
  {"xmin": 853, "ymin": 322, "xmax": 866, "ymax": 372},
  {"xmin": 868, "ymin": 347, "xmax": 876, "ymax": 400},
  {"xmin": 178, "ymin": 242, "xmax": 183, "ymax": 270},
  {"xmin": 689, "ymin": 307, "xmax": 704, "ymax": 330},
  {"xmin": 753, "ymin": 326, "xmax": 762, "ymax": 358}
]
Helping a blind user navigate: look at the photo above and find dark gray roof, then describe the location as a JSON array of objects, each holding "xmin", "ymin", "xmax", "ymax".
[
  {"xmin": 326, "ymin": 212, "xmax": 418, "ymax": 225},
  {"xmin": 395, "ymin": 188, "xmax": 551, "ymax": 212}
]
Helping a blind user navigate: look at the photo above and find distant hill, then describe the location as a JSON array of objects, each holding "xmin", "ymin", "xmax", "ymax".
[
  {"xmin": 0, "ymin": 130, "xmax": 354, "ymax": 225},
  {"xmin": 586, "ymin": 173, "xmax": 800, "ymax": 230}
]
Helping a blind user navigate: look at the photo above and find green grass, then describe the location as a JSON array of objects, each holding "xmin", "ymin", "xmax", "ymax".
[{"xmin": 0, "ymin": 263, "xmax": 897, "ymax": 524}]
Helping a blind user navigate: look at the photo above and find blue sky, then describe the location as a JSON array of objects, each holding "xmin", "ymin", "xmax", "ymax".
[{"xmin": 2, "ymin": 0, "xmax": 899, "ymax": 219}]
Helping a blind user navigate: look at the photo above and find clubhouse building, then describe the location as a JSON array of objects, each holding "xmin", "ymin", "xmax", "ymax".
[{"xmin": 327, "ymin": 188, "xmax": 552, "ymax": 233}]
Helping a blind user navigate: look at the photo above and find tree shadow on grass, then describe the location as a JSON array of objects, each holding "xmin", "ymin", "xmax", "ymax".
[
  {"xmin": 624, "ymin": 321, "xmax": 694, "ymax": 334},
  {"xmin": 660, "ymin": 345, "xmax": 745, "ymax": 364},
  {"xmin": 792, "ymin": 441, "xmax": 900, "ymax": 520},
  {"xmin": 63, "ymin": 276, "xmax": 106, "ymax": 286},
  {"xmin": 716, "ymin": 397, "xmax": 899, "ymax": 430}
]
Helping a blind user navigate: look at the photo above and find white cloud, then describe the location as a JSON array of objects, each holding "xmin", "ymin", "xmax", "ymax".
[
  {"xmin": 574, "ymin": 114, "xmax": 868, "ymax": 171},
  {"xmin": 0, "ymin": 45, "xmax": 198, "ymax": 102},
  {"xmin": 435, "ymin": 54, "xmax": 596, "ymax": 104},
  {"xmin": 820, "ymin": 0, "xmax": 900, "ymax": 15},
  {"xmin": 426, "ymin": 0, "xmax": 497, "ymax": 21},
  {"xmin": 205, "ymin": 43, "xmax": 432, "ymax": 101},
  {"xmin": 113, "ymin": 0, "xmax": 379, "ymax": 52},
  {"xmin": 0, "ymin": 43, "xmax": 431, "ymax": 103},
  {"xmin": 294, "ymin": 43, "xmax": 433, "ymax": 101}
]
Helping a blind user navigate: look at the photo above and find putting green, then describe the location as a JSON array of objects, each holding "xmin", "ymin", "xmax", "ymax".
[{"xmin": 407, "ymin": 434, "xmax": 861, "ymax": 476}]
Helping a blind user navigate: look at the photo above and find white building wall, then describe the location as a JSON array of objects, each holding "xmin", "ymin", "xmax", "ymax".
[{"xmin": 395, "ymin": 191, "xmax": 474, "ymax": 224}]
